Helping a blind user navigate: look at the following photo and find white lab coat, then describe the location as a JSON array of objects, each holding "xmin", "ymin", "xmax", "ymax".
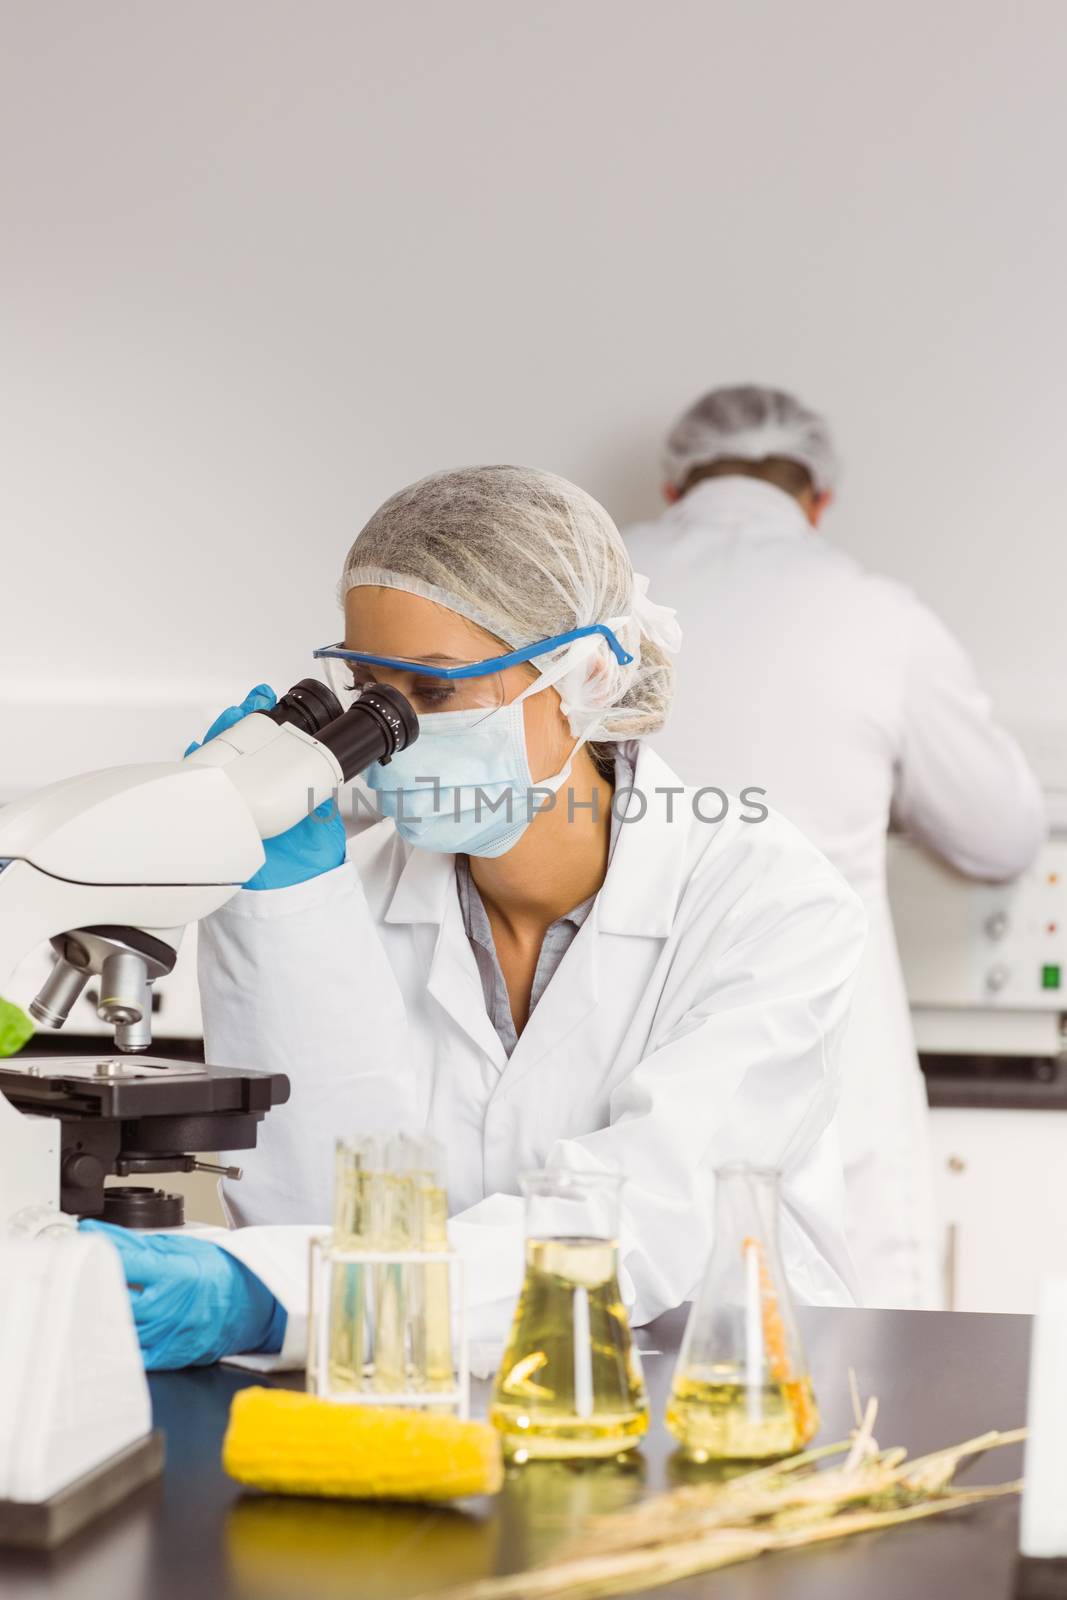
[
  {"xmin": 625, "ymin": 477, "xmax": 1045, "ymax": 1309},
  {"xmin": 198, "ymin": 741, "xmax": 866, "ymax": 1366}
]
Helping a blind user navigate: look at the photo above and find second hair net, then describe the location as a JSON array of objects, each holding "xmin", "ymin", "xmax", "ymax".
[
  {"xmin": 341, "ymin": 465, "xmax": 680, "ymax": 744},
  {"xmin": 662, "ymin": 385, "xmax": 839, "ymax": 495}
]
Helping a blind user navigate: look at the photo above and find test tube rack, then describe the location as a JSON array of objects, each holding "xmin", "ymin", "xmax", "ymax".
[{"xmin": 308, "ymin": 1240, "xmax": 470, "ymax": 1419}]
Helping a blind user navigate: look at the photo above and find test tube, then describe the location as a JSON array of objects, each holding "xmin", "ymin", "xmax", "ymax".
[{"xmin": 412, "ymin": 1137, "xmax": 453, "ymax": 1392}]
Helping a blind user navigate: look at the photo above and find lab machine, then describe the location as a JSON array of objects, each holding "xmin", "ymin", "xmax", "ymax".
[
  {"xmin": 888, "ymin": 834, "xmax": 1067, "ymax": 1065},
  {"xmin": 887, "ymin": 833, "xmax": 1067, "ymax": 1311}
]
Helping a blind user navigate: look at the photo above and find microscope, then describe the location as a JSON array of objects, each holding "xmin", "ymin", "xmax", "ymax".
[{"xmin": 0, "ymin": 679, "xmax": 417, "ymax": 1234}]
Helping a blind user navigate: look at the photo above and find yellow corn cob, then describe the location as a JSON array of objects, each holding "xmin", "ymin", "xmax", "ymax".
[{"xmin": 222, "ymin": 1388, "xmax": 504, "ymax": 1502}]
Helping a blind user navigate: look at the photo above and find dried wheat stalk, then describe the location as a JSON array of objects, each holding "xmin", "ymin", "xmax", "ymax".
[{"xmin": 425, "ymin": 1408, "xmax": 1026, "ymax": 1600}]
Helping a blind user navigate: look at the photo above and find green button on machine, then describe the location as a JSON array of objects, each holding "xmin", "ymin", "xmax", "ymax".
[{"xmin": 1041, "ymin": 963, "xmax": 1062, "ymax": 991}]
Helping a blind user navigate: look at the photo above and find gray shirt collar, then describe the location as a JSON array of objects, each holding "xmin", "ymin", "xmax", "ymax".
[{"xmin": 454, "ymin": 746, "xmax": 634, "ymax": 1056}]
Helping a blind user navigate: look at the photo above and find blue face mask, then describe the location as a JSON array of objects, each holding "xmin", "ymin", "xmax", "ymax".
[{"xmin": 365, "ymin": 684, "xmax": 578, "ymax": 858}]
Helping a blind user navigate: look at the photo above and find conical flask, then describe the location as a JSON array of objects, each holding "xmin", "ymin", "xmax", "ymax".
[
  {"xmin": 666, "ymin": 1163, "xmax": 819, "ymax": 1461},
  {"xmin": 489, "ymin": 1169, "xmax": 649, "ymax": 1461}
]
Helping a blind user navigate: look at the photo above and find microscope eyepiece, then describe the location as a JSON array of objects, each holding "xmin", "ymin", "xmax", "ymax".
[
  {"xmin": 266, "ymin": 679, "xmax": 417, "ymax": 779},
  {"xmin": 314, "ymin": 683, "xmax": 418, "ymax": 781},
  {"xmin": 266, "ymin": 678, "xmax": 344, "ymax": 736}
]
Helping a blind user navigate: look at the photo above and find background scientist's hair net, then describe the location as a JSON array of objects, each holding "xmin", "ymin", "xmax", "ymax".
[
  {"xmin": 341, "ymin": 465, "xmax": 680, "ymax": 744},
  {"xmin": 662, "ymin": 384, "xmax": 839, "ymax": 495}
]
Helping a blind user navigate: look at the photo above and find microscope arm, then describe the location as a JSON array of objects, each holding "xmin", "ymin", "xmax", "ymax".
[
  {"xmin": 0, "ymin": 857, "xmax": 241, "ymax": 1000},
  {"xmin": 0, "ymin": 714, "xmax": 351, "ymax": 1041}
]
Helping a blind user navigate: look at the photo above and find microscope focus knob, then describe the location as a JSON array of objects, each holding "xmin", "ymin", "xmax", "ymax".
[{"xmin": 62, "ymin": 1151, "xmax": 107, "ymax": 1192}]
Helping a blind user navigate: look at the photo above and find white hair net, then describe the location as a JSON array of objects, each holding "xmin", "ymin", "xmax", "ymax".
[
  {"xmin": 341, "ymin": 465, "xmax": 680, "ymax": 744},
  {"xmin": 662, "ymin": 384, "xmax": 839, "ymax": 494}
]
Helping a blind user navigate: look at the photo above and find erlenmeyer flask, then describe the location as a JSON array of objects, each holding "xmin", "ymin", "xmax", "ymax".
[
  {"xmin": 489, "ymin": 1169, "xmax": 648, "ymax": 1461},
  {"xmin": 666, "ymin": 1163, "xmax": 819, "ymax": 1461}
]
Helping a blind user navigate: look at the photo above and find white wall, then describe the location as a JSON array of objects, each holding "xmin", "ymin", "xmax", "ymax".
[{"xmin": 3, "ymin": 0, "xmax": 1066, "ymax": 788}]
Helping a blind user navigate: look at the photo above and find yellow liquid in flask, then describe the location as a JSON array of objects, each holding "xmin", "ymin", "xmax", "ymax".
[
  {"xmin": 489, "ymin": 1237, "xmax": 648, "ymax": 1460},
  {"xmin": 666, "ymin": 1367, "xmax": 819, "ymax": 1461}
]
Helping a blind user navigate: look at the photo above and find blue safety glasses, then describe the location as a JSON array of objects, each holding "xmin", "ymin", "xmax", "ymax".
[{"xmin": 314, "ymin": 623, "xmax": 633, "ymax": 721}]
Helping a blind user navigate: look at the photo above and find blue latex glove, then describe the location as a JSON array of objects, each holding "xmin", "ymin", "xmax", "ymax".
[
  {"xmin": 186, "ymin": 683, "xmax": 346, "ymax": 889},
  {"xmin": 80, "ymin": 1221, "xmax": 287, "ymax": 1370}
]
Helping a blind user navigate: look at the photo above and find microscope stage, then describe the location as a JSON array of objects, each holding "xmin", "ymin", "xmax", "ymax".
[
  {"xmin": 0, "ymin": 1054, "xmax": 289, "ymax": 1118},
  {"xmin": 0, "ymin": 1055, "xmax": 291, "ymax": 1218}
]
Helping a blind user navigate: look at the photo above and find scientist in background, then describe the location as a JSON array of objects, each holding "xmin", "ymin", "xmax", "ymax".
[{"xmin": 624, "ymin": 385, "xmax": 1044, "ymax": 1311}]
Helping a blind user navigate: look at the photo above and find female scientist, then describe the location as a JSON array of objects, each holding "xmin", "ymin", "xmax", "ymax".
[{"xmin": 86, "ymin": 465, "xmax": 866, "ymax": 1369}]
